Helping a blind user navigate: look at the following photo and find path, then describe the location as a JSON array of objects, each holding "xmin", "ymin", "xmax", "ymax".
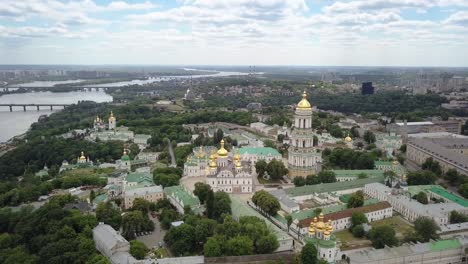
[
  {"xmin": 166, "ymin": 140, "xmax": 177, "ymax": 168},
  {"xmin": 136, "ymin": 213, "xmax": 168, "ymax": 253}
]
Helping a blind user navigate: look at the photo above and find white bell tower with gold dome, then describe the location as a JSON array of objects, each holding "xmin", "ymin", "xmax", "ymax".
[
  {"xmin": 108, "ymin": 111, "xmax": 116, "ymax": 130},
  {"xmin": 288, "ymin": 91, "xmax": 322, "ymax": 178}
]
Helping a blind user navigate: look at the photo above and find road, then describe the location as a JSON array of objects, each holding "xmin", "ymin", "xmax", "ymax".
[{"xmin": 136, "ymin": 213, "xmax": 168, "ymax": 253}]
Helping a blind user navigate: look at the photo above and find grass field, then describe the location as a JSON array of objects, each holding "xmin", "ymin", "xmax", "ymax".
[
  {"xmin": 370, "ymin": 215, "xmax": 414, "ymax": 238},
  {"xmin": 335, "ymin": 230, "xmax": 372, "ymax": 250}
]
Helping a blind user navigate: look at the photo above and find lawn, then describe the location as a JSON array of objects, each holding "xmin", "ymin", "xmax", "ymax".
[
  {"xmin": 370, "ymin": 215, "xmax": 414, "ymax": 238},
  {"xmin": 153, "ymin": 247, "xmax": 169, "ymax": 259},
  {"xmin": 335, "ymin": 230, "xmax": 372, "ymax": 250}
]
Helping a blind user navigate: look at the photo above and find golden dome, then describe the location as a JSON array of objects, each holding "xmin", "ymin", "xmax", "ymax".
[
  {"xmin": 109, "ymin": 111, "xmax": 116, "ymax": 121},
  {"xmin": 324, "ymin": 230, "xmax": 330, "ymax": 236},
  {"xmin": 392, "ymin": 160, "xmax": 399, "ymax": 165},
  {"xmin": 297, "ymin": 91, "xmax": 312, "ymax": 110},
  {"xmin": 217, "ymin": 139, "xmax": 228, "ymax": 157},
  {"xmin": 79, "ymin": 151, "xmax": 86, "ymax": 160},
  {"xmin": 209, "ymin": 151, "xmax": 217, "ymax": 169},
  {"xmin": 316, "ymin": 216, "xmax": 326, "ymax": 230},
  {"xmin": 345, "ymin": 133, "xmax": 352, "ymax": 142},
  {"xmin": 308, "ymin": 227, "xmax": 316, "ymax": 235},
  {"xmin": 234, "ymin": 149, "xmax": 240, "ymax": 162}
]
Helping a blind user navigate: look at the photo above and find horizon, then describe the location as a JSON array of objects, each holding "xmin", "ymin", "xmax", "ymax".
[{"xmin": 1, "ymin": 0, "xmax": 468, "ymax": 66}]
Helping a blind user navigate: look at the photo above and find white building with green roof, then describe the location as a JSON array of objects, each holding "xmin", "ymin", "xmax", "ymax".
[
  {"xmin": 164, "ymin": 185, "xmax": 202, "ymax": 215},
  {"xmin": 238, "ymin": 147, "xmax": 282, "ymax": 163}
]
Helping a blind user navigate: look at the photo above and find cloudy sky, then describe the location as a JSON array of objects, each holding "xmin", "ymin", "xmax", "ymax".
[{"xmin": 1, "ymin": 0, "xmax": 468, "ymax": 66}]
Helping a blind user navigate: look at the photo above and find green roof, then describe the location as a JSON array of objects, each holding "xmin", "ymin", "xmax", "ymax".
[
  {"xmin": 126, "ymin": 172, "xmax": 153, "ymax": 184},
  {"xmin": 285, "ymin": 176, "xmax": 385, "ymax": 197},
  {"xmin": 239, "ymin": 147, "xmax": 281, "ymax": 157},
  {"xmin": 93, "ymin": 193, "xmax": 107, "ymax": 204},
  {"xmin": 407, "ymin": 185, "xmax": 440, "ymax": 196},
  {"xmin": 430, "ymin": 187, "xmax": 468, "ymax": 207},
  {"xmin": 35, "ymin": 169, "xmax": 49, "ymax": 177},
  {"xmin": 429, "ymin": 239, "xmax": 461, "ymax": 252},
  {"xmin": 291, "ymin": 198, "xmax": 380, "ymax": 221},
  {"xmin": 304, "ymin": 235, "xmax": 337, "ymax": 248},
  {"xmin": 164, "ymin": 185, "xmax": 200, "ymax": 207},
  {"xmin": 332, "ymin": 169, "xmax": 384, "ymax": 178},
  {"xmin": 121, "ymin": 155, "xmax": 130, "ymax": 161}
]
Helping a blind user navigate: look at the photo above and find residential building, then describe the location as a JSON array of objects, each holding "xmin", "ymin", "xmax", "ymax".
[
  {"xmin": 164, "ymin": 185, "xmax": 202, "ymax": 215},
  {"xmin": 123, "ymin": 185, "xmax": 164, "ymax": 209},
  {"xmin": 407, "ymin": 138, "xmax": 468, "ymax": 175}
]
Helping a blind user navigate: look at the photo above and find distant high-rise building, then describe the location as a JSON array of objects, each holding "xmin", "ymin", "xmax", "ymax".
[{"xmin": 361, "ymin": 82, "xmax": 374, "ymax": 95}]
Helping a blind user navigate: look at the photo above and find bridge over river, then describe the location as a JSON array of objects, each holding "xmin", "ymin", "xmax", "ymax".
[{"xmin": 0, "ymin": 103, "xmax": 72, "ymax": 112}]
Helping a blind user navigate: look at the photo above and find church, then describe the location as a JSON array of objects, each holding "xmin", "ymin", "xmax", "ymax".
[{"xmin": 288, "ymin": 91, "xmax": 323, "ymax": 178}]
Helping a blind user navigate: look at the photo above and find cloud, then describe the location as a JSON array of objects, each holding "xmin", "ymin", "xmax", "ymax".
[
  {"xmin": 106, "ymin": 1, "xmax": 158, "ymax": 11},
  {"xmin": 444, "ymin": 11, "xmax": 468, "ymax": 26}
]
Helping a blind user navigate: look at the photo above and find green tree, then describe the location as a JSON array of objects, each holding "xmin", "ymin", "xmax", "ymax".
[
  {"xmin": 194, "ymin": 182, "xmax": 212, "ymax": 204},
  {"xmin": 255, "ymin": 234, "xmax": 279, "ymax": 254},
  {"xmin": 413, "ymin": 192, "xmax": 428, "ymax": 204},
  {"xmin": 368, "ymin": 226, "xmax": 398, "ymax": 249},
  {"xmin": 130, "ymin": 240, "xmax": 148, "ymax": 260},
  {"xmin": 204, "ymin": 237, "xmax": 222, "ymax": 257},
  {"xmin": 347, "ymin": 191, "xmax": 364, "ymax": 208},
  {"xmin": 301, "ymin": 242, "xmax": 318, "ymax": 264},
  {"xmin": 122, "ymin": 211, "xmax": 154, "ymax": 240},
  {"xmin": 352, "ymin": 225, "xmax": 365, "ymax": 238},
  {"xmin": 89, "ymin": 190, "xmax": 96, "ymax": 203},
  {"xmin": 164, "ymin": 223, "xmax": 197, "ymax": 256},
  {"xmin": 445, "ymin": 169, "xmax": 460, "ymax": 185},
  {"xmin": 252, "ymin": 190, "xmax": 281, "ymax": 215},
  {"xmin": 384, "ymin": 170, "xmax": 397, "ymax": 185},
  {"xmin": 449, "ymin": 210, "xmax": 468, "ymax": 224},
  {"xmin": 266, "ymin": 159, "xmax": 288, "ymax": 180},
  {"xmin": 422, "ymin": 158, "xmax": 442, "ymax": 176},
  {"xmin": 351, "ymin": 212, "xmax": 368, "ymax": 227},
  {"xmin": 364, "ymin": 131, "xmax": 376, "ymax": 144},
  {"xmin": 293, "ymin": 176, "xmax": 306, "ymax": 187},
  {"xmin": 214, "ymin": 129, "xmax": 224, "ymax": 146},
  {"xmin": 285, "ymin": 214, "xmax": 293, "ymax": 231},
  {"xmin": 255, "ymin": 160, "xmax": 268, "ymax": 178},
  {"xmin": 414, "ymin": 217, "xmax": 440, "ymax": 242},
  {"xmin": 96, "ymin": 202, "xmax": 122, "ymax": 230},
  {"xmin": 264, "ymin": 140, "xmax": 277, "ymax": 149},
  {"xmin": 459, "ymin": 183, "xmax": 468, "ymax": 199},
  {"xmin": 407, "ymin": 171, "xmax": 437, "ymax": 185},
  {"xmin": 225, "ymin": 236, "xmax": 253, "ymax": 256},
  {"xmin": 131, "ymin": 198, "xmax": 152, "ymax": 214},
  {"xmin": 317, "ymin": 170, "xmax": 336, "ymax": 183},
  {"xmin": 153, "ymin": 173, "xmax": 179, "ymax": 188}
]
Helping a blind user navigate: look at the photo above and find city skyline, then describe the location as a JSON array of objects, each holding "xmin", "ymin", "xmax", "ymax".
[{"xmin": 1, "ymin": 0, "xmax": 468, "ymax": 66}]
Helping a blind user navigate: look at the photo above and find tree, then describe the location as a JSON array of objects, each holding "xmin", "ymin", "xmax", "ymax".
[
  {"xmin": 351, "ymin": 212, "xmax": 368, "ymax": 228},
  {"xmin": 153, "ymin": 173, "xmax": 179, "ymax": 188},
  {"xmin": 205, "ymin": 190, "xmax": 215, "ymax": 219},
  {"xmin": 130, "ymin": 240, "xmax": 148, "ymax": 260},
  {"xmin": 266, "ymin": 159, "xmax": 288, "ymax": 180},
  {"xmin": 459, "ymin": 183, "xmax": 468, "ymax": 199},
  {"xmin": 352, "ymin": 225, "xmax": 365, "ymax": 238},
  {"xmin": 255, "ymin": 160, "xmax": 268, "ymax": 177},
  {"xmin": 301, "ymin": 242, "xmax": 318, "ymax": 264},
  {"xmin": 399, "ymin": 144, "xmax": 407, "ymax": 153},
  {"xmin": 449, "ymin": 210, "xmax": 468, "ymax": 224},
  {"xmin": 225, "ymin": 236, "xmax": 254, "ymax": 256},
  {"xmin": 207, "ymin": 191, "xmax": 231, "ymax": 221},
  {"xmin": 264, "ymin": 140, "xmax": 276, "ymax": 149},
  {"xmin": 89, "ymin": 190, "xmax": 96, "ymax": 203},
  {"xmin": 194, "ymin": 182, "xmax": 212, "ymax": 204},
  {"xmin": 96, "ymin": 202, "xmax": 122, "ymax": 230},
  {"xmin": 368, "ymin": 226, "xmax": 398, "ymax": 249},
  {"xmin": 285, "ymin": 214, "xmax": 293, "ymax": 231},
  {"xmin": 214, "ymin": 129, "xmax": 224, "ymax": 146},
  {"xmin": 445, "ymin": 169, "xmax": 460, "ymax": 185},
  {"xmin": 252, "ymin": 190, "xmax": 281, "ymax": 215},
  {"xmin": 204, "ymin": 237, "xmax": 222, "ymax": 257},
  {"xmin": 122, "ymin": 211, "xmax": 154, "ymax": 240},
  {"xmin": 422, "ymin": 158, "xmax": 442, "ymax": 176},
  {"xmin": 317, "ymin": 170, "xmax": 336, "ymax": 183},
  {"xmin": 293, "ymin": 176, "xmax": 306, "ymax": 187},
  {"xmin": 414, "ymin": 217, "xmax": 440, "ymax": 242},
  {"xmin": 347, "ymin": 191, "xmax": 364, "ymax": 208},
  {"xmin": 384, "ymin": 170, "xmax": 397, "ymax": 185},
  {"xmin": 407, "ymin": 171, "xmax": 437, "ymax": 185},
  {"xmin": 363, "ymin": 131, "xmax": 376, "ymax": 144},
  {"xmin": 413, "ymin": 192, "xmax": 428, "ymax": 204},
  {"xmin": 255, "ymin": 234, "xmax": 279, "ymax": 254},
  {"xmin": 164, "ymin": 223, "xmax": 197, "ymax": 256},
  {"xmin": 131, "ymin": 198, "xmax": 152, "ymax": 214}
]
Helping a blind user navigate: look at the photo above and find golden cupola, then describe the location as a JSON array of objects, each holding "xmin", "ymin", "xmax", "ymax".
[
  {"xmin": 109, "ymin": 111, "xmax": 116, "ymax": 121},
  {"xmin": 392, "ymin": 159, "xmax": 399, "ymax": 165},
  {"xmin": 209, "ymin": 151, "xmax": 217, "ymax": 169},
  {"xmin": 79, "ymin": 151, "xmax": 86, "ymax": 161},
  {"xmin": 309, "ymin": 216, "xmax": 318, "ymax": 235},
  {"xmin": 316, "ymin": 213, "xmax": 326, "ymax": 230},
  {"xmin": 297, "ymin": 91, "xmax": 312, "ymax": 110},
  {"xmin": 345, "ymin": 133, "xmax": 352, "ymax": 142},
  {"xmin": 217, "ymin": 139, "xmax": 228, "ymax": 157}
]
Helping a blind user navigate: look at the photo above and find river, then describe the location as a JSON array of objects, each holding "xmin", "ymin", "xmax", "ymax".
[{"xmin": 0, "ymin": 91, "xmax": 113, "ymax": 142}]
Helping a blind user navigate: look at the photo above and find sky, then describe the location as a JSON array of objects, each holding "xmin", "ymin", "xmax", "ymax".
[{"xmin": 1, "ymin": 0, "xmax": 468, "ymax": 66}]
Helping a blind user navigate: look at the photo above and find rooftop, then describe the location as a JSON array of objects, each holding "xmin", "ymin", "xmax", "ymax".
[
  {"xmin": 332, "ymin": 169, "xmax": 385, "ymax": 178},
  {"xmin": 124, "ymin": 185, "xmax": 163, "ymax": 197},
  {"xmin": 164, "ymin": 185, "xmax": 200, "ymax": 207},
  {"xmin": 285, "ymin": 176, "xmax": 384, "ymax": 197},
  {"xmin": 430, "ymin": 186, "xmax": 468, "ymax": 207},
  {"xmin": 239, "ymin": 147, "xmax": 281, "ymax": 157},
  {"xmin": 125, "ymin": 172, "xmax": 153, "ymax": 185}
]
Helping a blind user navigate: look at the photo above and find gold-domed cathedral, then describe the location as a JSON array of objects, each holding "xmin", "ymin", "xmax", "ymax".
[
  {"xmin": 288, "ymin": 91, "xmax": 322, "ymax": 178},
  {"xmin": 306, "ymin": 213, "xmax": 339, "ymax": 263}
]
